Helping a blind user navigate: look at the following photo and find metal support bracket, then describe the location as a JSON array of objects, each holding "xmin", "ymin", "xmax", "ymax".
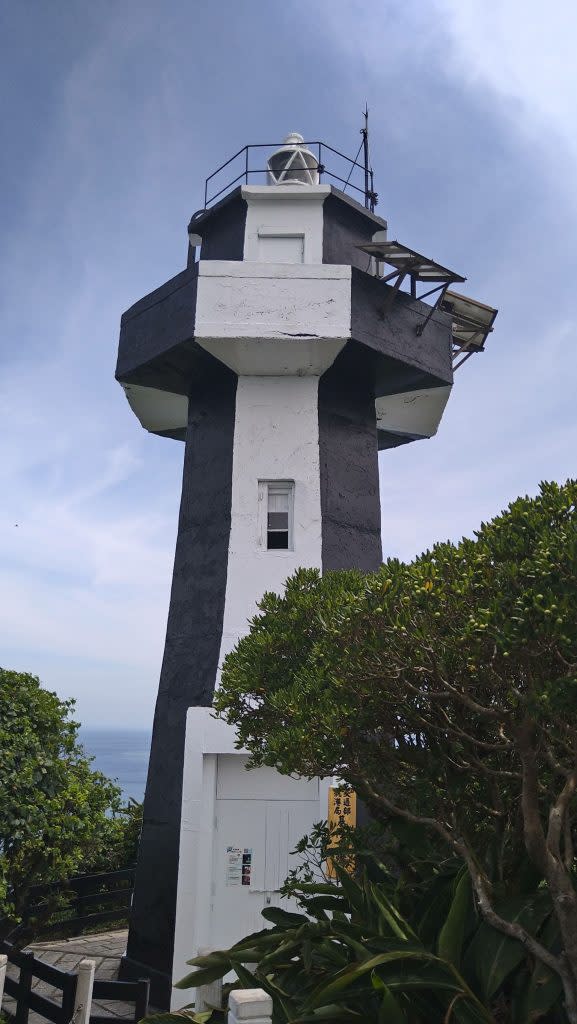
[{"xmin": 415, "ymin": 283, "xmax": 450, "ymax": 336}]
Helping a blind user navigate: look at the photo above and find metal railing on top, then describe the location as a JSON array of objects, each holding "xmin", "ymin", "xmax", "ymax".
[{"xmin": 204, "ymin": 141, "xmax": 378, "ymax": 211}]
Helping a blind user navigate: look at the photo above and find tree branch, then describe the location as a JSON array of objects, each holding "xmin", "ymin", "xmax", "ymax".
[
  {"xmin": 349, "ymin": 772, "xmax": 566, "ymax": 984},
  {"xmin": 403, "ymin": 677, "xmax": 500, "ymax": 720},
  {"xmin": 548, "ymin": 770, "xmax": 577, "ymax": 860},
  {"xmin": 564, "ymin": 814, "xmax": 574, "ymax": 873},
  {"xmin": 518, "ymin": 719, "xmax": 548, "ymax": 874},
  {"xmin": 466, "ymin": 751, "xmax": 522, "ymax": 780},
  {"xmin": 424, "ymin": 707, "xmax": 512, "ymax": 752}
]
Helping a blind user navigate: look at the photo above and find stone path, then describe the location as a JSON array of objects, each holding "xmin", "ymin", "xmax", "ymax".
[{"xmin": 2, "ymin": 929, "xmax": 153, "ymax": 1022}]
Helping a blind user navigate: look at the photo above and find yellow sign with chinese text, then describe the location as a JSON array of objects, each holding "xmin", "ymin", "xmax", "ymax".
[{"xmin": 326, "ymin": 787, "xmax": 357, "ymax": 877}]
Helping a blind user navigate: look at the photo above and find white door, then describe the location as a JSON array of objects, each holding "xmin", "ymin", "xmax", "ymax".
[{"xmin": 210, "ymin": 756, "xmax": 319, "ymax": 950}]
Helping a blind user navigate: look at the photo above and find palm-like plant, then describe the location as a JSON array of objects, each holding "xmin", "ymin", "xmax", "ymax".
[{"xmin": 146, "ymin": 824, "xmax": 565, "ymax": 1024}]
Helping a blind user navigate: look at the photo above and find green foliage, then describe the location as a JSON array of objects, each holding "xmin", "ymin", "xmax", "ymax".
[
  {"xmin": 216, "ymin": 481, "xmax": 577, "ymax": 838},
  {"xmin": 173, "ymin": 869, "xmax": 490, "ymax": 1024},
  {"xmin": 146, "ymin": 1013, "xmax": 213, "ymax": 1024},
  {"xmin": 437, "ymin": 869, "xmax": 472, "ymax": 970},
  {"xmin": 214, "ymin": 481, "xmax": 577, "ymax": 1010},
  {"xmin": 463, "ymin": 892, "xmax": 552, "ymax": 1001},
  {"xmin": 0, "ymin": 668, "xmax": 124, "ymax": 930},
  {"xmin": 80, "ymin": 798, "xmax": 142, "ymax": 875},
  {"xmin": 152, "ymin": 829, "xmax": 566, "ymax": 1022}
]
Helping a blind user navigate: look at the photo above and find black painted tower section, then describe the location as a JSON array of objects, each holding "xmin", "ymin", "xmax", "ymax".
[
  {"xmin": 322, "ymin": 190, "xmax": 387, "ymax": 272},
  {"xmin": 319, "ymin": 343, "xmax": 382, "ymax": 573},
  {"xmin": 120, "ymin": 359, "xmax": 237, "ymax": 1004}
]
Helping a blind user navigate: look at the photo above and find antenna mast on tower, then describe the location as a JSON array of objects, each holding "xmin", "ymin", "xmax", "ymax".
[{"xmin": 361, "ymin": 104, "xmax": 377, "ymax": 213}]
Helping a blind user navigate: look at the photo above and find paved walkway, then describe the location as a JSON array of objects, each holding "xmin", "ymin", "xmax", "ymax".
[{"xmin": 2, "ymin": 929, "xmax": 147, "ymax": 1022}]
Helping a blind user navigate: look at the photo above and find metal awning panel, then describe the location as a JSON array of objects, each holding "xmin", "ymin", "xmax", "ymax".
[
  {"xmin": 441, "ymin": 289, "xmax": 498, "ymax": 355},
  {"xmin": 354, "ymin": 240, "xmax": 498, "ymax": 356},
  {"xmin": 356, "ymin": 240, "xmax": 466, "ymax": 285}
]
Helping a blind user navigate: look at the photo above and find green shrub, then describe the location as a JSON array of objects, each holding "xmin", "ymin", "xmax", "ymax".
[
  {"xmin": 0, "ymin": 668, "xmax": 124, "ymax": 933},
  {"xmin": 146, "ymin": 824, "xmax": 565, "ymax": 1023},
  {"xmin": 214, "ymin": 480, "xmax": 577, "ymax": 1017}
]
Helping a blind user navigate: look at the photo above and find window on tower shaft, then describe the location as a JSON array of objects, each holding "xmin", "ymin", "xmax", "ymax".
[{"xmin": 260, "ymin": 481, "xmax": 294, "ymax": 550}]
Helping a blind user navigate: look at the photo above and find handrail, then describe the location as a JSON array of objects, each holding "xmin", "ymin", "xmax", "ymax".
[
  {"xmin": 1, "ymin": 940, "xmax": 149, "ymax": 1024},
  {"xmin": 2, "ymin": 868, "xmax": 136, "ymax": 943},
  {"xmin": 1, "ymin": 940, "xmax": 78, "ymax": 1024},
  {"xmin": 27, "ymin": 868, "xmax": 135, "ymax": 899},
  {"xmin": 203, "ymin": 140, "xmax": 378, "ymax": 211}
]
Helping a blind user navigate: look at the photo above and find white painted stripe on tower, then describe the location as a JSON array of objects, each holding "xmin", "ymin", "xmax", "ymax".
[{"xmin": 215, "ymin": 375, "xmax": 323, "ymax": 684}]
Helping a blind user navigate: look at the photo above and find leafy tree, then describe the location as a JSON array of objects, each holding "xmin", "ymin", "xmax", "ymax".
[
  {"xmin": 81, "ymin": 798, "xmax": 143, "ymax": 875},
  {"xmin": 0, "ymin": 668, "xmax": 123, "ymax": 931},
  {"xmin": 215, "ymin": 481, "xmax": 577, "ymax": 1019}
]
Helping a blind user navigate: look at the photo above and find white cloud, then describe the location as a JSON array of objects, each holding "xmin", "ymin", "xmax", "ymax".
[
  {"xmin": 293, "ymin": 0, "xmax": 577, "ymax": 559},
  {"xmin": 295, "ymin": 0, "xmax": 577, "ymax": 201},
  {"xmin": 436, "ymin": 0, "xmax": 577, "ymax": 160},
  {"xmin": 380, "ymin": 303, "xmax": 577, "ymax": 561},
  {"xmin": 0, "ymin": 11, "xmax": 193, "ymax": 725},
  {"xmin": 0, "ymin": 354, "xmax": 177, "ymax": 723},
  {"xmin": 3, "ymin": 0, "xmax": 576, "ymax": 728}
]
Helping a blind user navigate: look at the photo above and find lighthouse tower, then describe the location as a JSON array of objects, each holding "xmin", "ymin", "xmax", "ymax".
[{"xmin": 115, "ymin": 133, "xmax": 496, "ymax": 1005}]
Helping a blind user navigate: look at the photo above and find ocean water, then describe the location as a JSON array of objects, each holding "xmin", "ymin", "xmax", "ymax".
[{"xmin": 80, "ymin": 728, "xmax": 151, "ymax": 803}]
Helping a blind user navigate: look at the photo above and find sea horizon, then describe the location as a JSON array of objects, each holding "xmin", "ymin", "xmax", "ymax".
[{"xmin": 79, "ymin": 725, "xmax": 152, "ymax": 804}]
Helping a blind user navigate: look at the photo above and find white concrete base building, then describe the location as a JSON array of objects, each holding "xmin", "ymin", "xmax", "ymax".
[{"xmin": 172, "ymin": 711, "xmax": 331, "ymax": 1007}]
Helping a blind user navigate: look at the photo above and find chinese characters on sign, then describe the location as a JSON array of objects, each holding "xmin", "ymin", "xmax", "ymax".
[{"xmin": 327, "ymin": 787, "xmax": 357, "ymax": 878}]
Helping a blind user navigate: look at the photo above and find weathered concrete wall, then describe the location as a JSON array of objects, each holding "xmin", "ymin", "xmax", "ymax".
[
  {"xmin": 117, "ymin": 268, "xmax": 198, "ymax": 392},
  {"xmin": 323, "ymin": 189, "xmax": 387, "ymax": 272},
  {"xmin": 194, "ymin": 260, "xmax": 350, "ymax": 376},
  {"xmin": 242, "ymin": 184, "xmax": 329, "ymax": 264}
]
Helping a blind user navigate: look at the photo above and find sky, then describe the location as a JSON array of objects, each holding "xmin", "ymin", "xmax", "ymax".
[{"xmin": 1, "ymin": 0, "xmax": 576, "ymax": 728}]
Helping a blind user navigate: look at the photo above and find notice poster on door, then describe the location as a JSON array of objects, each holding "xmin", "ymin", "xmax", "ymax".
[{"xmin": 225, "ymin": 846, "xmax": 243, "ymax": 886}]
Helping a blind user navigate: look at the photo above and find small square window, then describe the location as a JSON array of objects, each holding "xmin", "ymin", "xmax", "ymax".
[
  {"xmin": 258, "ymin": 233, "xmax": 304, "ymax": 264},
  {"xmin": 259, "ymin": 481, "xmax": 294, "ymax": 551}
]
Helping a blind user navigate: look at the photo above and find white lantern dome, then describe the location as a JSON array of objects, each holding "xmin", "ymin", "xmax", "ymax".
[{"xmin": 267, "ymin": 132, "xmax": 320, "ymax": 186}]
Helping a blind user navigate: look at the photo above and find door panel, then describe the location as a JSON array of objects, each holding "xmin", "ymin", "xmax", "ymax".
[
  {"xmin": 263, "ymin": 800, "xmax": 315, "ymax": 893},
  {"xmin": 211, "ymin": 790, "xmax": 319, "ymax": 950},
  {"xmin": 216, "ymin": 754, "xmax": 318, "ymax": 801},
  {"xmin": 211, "ymin": 797, "xmax": 267, "ymax": 948}
]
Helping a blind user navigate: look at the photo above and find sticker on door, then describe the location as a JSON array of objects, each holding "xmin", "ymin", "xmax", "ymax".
[{"xmin": 242, "ymin": 849, "xmax": 253, "ymax": 886}]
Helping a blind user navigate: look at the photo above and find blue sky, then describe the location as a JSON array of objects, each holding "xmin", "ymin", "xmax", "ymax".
[{"xmin": 1, "ymin": 1, "xmax": 576, "ymax": 727}]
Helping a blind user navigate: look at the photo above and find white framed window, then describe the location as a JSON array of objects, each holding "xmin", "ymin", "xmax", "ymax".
[
  {"xmin": 257, "ymin": 232, "xmax": 305, "ymax": 264},
  {"xmin": 258, "ymin": 480, "xmax": 295, "ymax": 551}
]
